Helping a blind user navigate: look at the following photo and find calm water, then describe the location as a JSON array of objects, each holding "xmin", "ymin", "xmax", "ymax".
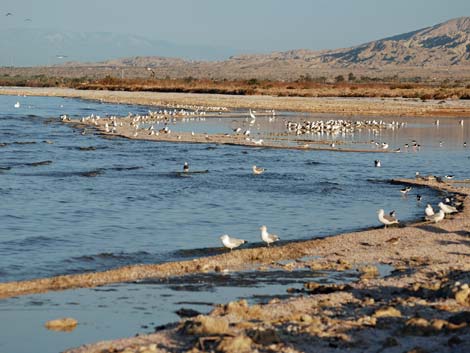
[
  {"xmin": 1, "ymin": 95, "xmax": 469, "ymax": 282},
  {"xmin": 0, "ymin": 94, "xmax": 469, "ymax": 353}
]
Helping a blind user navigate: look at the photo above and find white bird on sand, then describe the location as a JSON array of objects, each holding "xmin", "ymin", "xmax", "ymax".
[
  {"xmin": 260, "ymin": 225, "xmax": 280, "ymax": 246},
  {"xmin": 425, "ymin": 204, "xmax": 435, "ymax": 217},
  {"xmin": 438, "ymin": 202, "xmax": 457, "ymax": 214},
  {"xmin": 377, "ymin": 209, "xmax": 399, "ymax": 228},
  {"xmin": 220, "ymin": 234, "xmax": 247, "ymax": 251},
  {"xmin": 426, "ymin": 209, "xmax": 445, "ymax": 223},
  {"xmin": 252, "ymin": 165, "xmax": 266, "ymax": 175},
  {"xmin": 14, "ymin": 101, "xmax": 20, "ymax": 108}
]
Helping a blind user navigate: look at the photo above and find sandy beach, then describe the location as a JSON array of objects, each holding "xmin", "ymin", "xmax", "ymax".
[
  {"xmin": 1, "ymin": 178, "xmax": 469, "ymax": 353},
  {"xmin": 2, "ymin": 86, "xmax": 470, "ymax": 117}
]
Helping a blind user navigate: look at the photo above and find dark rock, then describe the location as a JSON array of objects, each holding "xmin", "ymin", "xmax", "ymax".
[{"xmin": 175, "ymin": 308, "xmax": 202, "ymax": 318}]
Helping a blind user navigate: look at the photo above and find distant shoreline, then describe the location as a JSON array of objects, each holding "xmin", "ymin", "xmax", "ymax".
[{"xmin": 2, "ymin": 86, "xmax": 470, "ymax": 117}]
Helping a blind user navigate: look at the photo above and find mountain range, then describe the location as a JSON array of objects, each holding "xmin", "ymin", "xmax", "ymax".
[
  {"xmin": 0, "ymin": 28, "xmax": 237, "ymax": 66},
  {"xmin": 1, "ymin": 17, "xmax": 470, "ymax": 80}
]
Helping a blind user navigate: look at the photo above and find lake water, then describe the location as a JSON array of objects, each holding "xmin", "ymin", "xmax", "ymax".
[{"xmin": 0, "ymin": 94, "xmax": 469, "ymax": 352}]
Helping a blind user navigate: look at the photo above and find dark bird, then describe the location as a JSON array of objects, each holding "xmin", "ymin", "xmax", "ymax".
[
  {"xmin": 416, "ymin": 194, "xmax": 422, "ymax": 202},
  {"xmin": 183, "ymin": 161, "xmax": 189, "ymax": 173},
  {"xmin": 24, "ymin": 18, "xmax": 32, "ymax": 22},
  {"xmin": 5, "ymin": 12, "xmax": 13, "ymax": 16}
]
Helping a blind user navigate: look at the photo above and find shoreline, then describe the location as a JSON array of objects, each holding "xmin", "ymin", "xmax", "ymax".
[
  {"xmin": 2, "ymin": 86, "xmax": 470, "ymax": 117},
  {"xmin": 0, "ymin": 178, "xmax": 466, "ymax": 299},
  {"xmin": 62, "ymin": 177, "xmax": 470, "ymax": 353}
]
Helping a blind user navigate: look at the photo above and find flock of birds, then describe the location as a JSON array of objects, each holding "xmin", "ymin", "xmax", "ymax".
[
  {"xmin": 377, "ymin": 184, "xmax": 461, "ymax": 228},
  {"xmin": 286, "ymin": 119, "xmax": 405, "ymax": 137},
  {"xmin": 62, "ymin": 105, "xmax": 467, "ymax": 251}
]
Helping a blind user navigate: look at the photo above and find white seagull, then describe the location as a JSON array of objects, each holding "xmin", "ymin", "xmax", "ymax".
[
  {"xmin": 220, "ymin": 234, "xmax": 247, "ymax": 251},
  {"xmin": 14, "ymin": 101, "xmax": 20, "ymax": 108},
  {"xmin": 426, "ymin": 209, "xmax": 445, "ymax": 223},
  {"xmin": 377, "ymin": 209, "xmax": 399, "ymax": 228},
  {"xmin": 425, "ymin": 204, "xmax": 435, "ymax": 217},
  {"xmin": 252, "ymin": 165, "xmax": 266, "ymax": 175},
  {"xmin": 438, "ymin": 202, "xmax": 457, "ymax": 214},
  {"xmin": 260, "ymin": 225, "xmax": 280, "ymax": 246}
]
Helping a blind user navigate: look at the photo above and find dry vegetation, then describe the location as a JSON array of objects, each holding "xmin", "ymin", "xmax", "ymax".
[{"xmin": 1, "ymin": 73, "xmax": 470, "ymax": 100}]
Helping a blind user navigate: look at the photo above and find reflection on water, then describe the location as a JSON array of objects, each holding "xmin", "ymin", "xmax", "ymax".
[{"xmin": 0, "ymin": 266, "xmax": 380, "ymax": 353}]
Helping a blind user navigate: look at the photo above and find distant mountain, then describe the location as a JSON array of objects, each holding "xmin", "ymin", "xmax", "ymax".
[
  {"xmin": 3, "ymin": 17, "xmax": 470, "ymax": 80},
  {"xmin": 0, "ymin": 28, "xmax": 237, "ymax": 66},
  {"xmin": 77, "ymin": 17, "xmax": 470, "ymax": 80},
  {"xmin": 231, "ymin": 16, "xmax": 470, "ymax": 68}
]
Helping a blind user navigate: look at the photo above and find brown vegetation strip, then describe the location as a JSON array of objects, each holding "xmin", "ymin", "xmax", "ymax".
[{"xmin": 0, "ymin": 178, "xmax": 467, "ymax": 300}]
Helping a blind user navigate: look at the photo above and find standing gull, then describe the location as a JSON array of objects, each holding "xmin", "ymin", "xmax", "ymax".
[
  {"xmin": 438, "ymin": 202, "xmax": 458, "ymax": 214},
  {"xmin": 374, "ymin": 160, "xmax": 381, "ymax": 168},
  {"xmin": 425, "ymin": 204, "xmax": 434, "ymax": 217},
  {"xmin": 260, "ymin": 225, "xmax": 280, "ymax": 246},
  {"xmin": 220, "ymin": 234, "xmax": 247, "ymax": 251},
  {"xmin": 426, "ymin": 209, "xmax": 445, "ymax": 223},
  {"xmin": 183, "ymin": 162, "xmax": 189, "ymax": 173},
  {"xmin": 377, "ymin": 209, "xmax": 399, "ymax": 228}
]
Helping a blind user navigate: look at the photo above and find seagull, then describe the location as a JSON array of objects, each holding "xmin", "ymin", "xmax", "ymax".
[
  {"xmin": 416, "ymin": 194, "xmax": 422, "ymax": 202},
  {"xmin": 5, "ymin": 12, "xmax": 13, "ymax": 16},
  {"xmin": 249, "ymin": 109, "xmax": 256, "ymax": 120},
  {"xmin": 374, "ymin": 160, "xmax": 381, "ymax": 167},
  {"xmin": 389, "ymin": 210, "xmax": 396, "ymax": 218},
  {"xmin": 14, "ymin": 101, "xmax": 20, "ymax": 108},
  {"xmin": 400, "ymin": 186, "xmax": 412, "ymax": 195},
  {"xmin": 220, "ymin": 234, "xmax": 247, "ymax": 251},
  {"xmin": 252, "ymin": 165, "xmax": 266, "ymax": 175},
  {"xmin": 260, "ymin": 225, "xmax": 280, "ymax": 246},
  {"xmin": 183, "ymin": 162, "xmax": 189, "ymax": 173},
  {"xmin": 438, "ymin": 202, "xmax": 457, "ymax": 214},
  {"xmin": 444, "ymin": 175, "xmax": 454, "ymax": 180},
  {"xmin": 377, "ymin": 209, "xmax": 399, "ymax": 228},
  {"xmin": 425, "ymin": 204, "xmax": 435, "ymax": 217},
  {"xmin": 426, "ymin": 209, "xmax": 445, "ymax": 223}
]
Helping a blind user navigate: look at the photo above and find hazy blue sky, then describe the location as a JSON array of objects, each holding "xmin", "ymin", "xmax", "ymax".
[{"xmin": 1, "ymin": 0, "xmax": 470, "ymax": 52}]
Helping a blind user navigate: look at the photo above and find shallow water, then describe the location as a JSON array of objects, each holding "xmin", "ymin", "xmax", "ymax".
[
  {"xmin": 1, "ymin": 95, "xmax": 469, "ymax": 282},
  {"xmin": 1, "ymin": 94, "xmax": 470, "ymax": 352},
  {"xmin": 0, "ymin": 265, "xmax": 391, "ymax": 353}
]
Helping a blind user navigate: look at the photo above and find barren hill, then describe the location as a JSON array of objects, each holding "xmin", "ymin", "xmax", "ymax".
[{"xmin": 4, "ymin": 17, "xmax": 470, "ymax": 80}]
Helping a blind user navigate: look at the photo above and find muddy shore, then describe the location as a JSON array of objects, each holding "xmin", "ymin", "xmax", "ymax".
[
  {"xmin": 1, "ymin": 178, "xmax": 470, "ymax": 352},
  {"xmin": 59, "ymin": 178, "xmax": 470, "ymax": 353},
  {"xmin": 2, "ymin": 86, "xmax": 470, "ymax": 117}
]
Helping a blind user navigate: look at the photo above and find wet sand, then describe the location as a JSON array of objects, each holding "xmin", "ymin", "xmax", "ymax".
[
  {"xmin": 2, "ymin": 86, "xmax": 470, "ymax": 117},
  {"xmin": 55, "ymin": 178, "xmax": 470, "ymax": 353},
  {"xmin": 66, "ymin": 116, "xmax": 395, "ymax": 153}
]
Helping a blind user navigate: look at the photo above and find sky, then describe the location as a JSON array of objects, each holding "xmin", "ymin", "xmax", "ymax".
[{"xmin": 1, "ymin": 0, "xmax": 470, "ymax": 60}]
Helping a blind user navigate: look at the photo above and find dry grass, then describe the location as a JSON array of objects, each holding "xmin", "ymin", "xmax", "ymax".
[{"xmin": 1, "ymin": 73, "xmax": 470, "ymax": 100}]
